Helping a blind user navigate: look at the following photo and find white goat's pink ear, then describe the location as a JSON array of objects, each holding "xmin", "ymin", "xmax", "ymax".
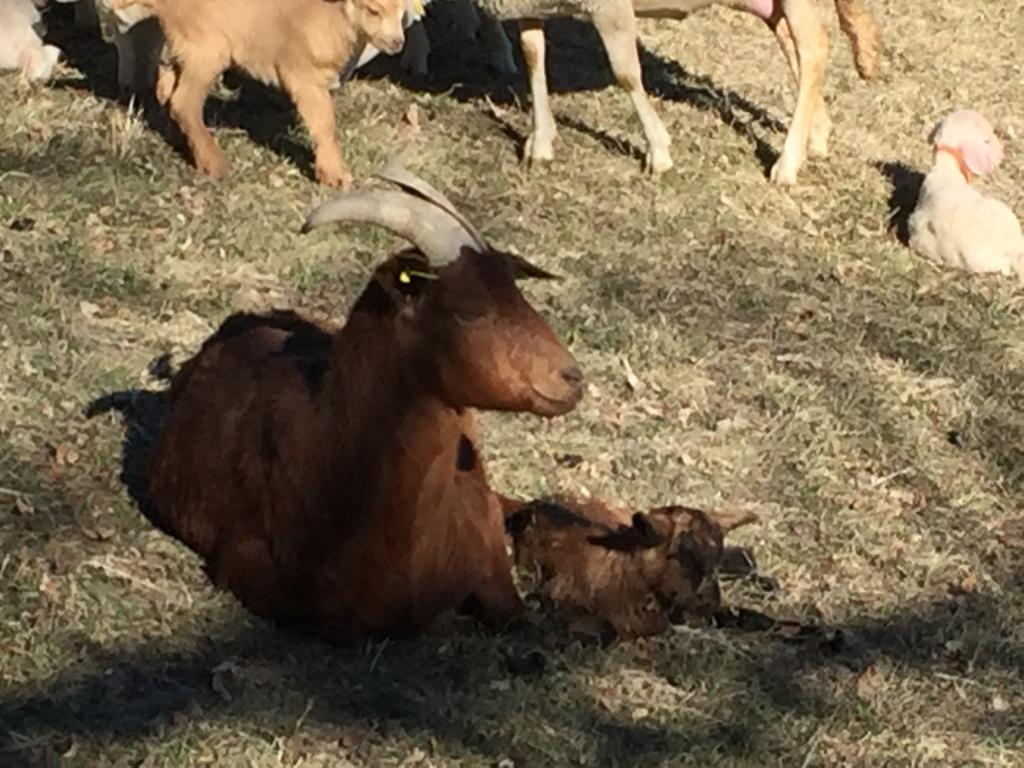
[{"xmin": 961, "ymin": 137, "xmax": 1004, "ymax": 177}]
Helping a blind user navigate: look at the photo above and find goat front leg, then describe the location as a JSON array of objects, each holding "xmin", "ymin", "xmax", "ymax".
[
  {"xmin": 166, "ymin": 60, "xmax": 228, "ymax": 178},
  {"xmin": 768, "ymin": 14, "xmax": 830, "ymax": 158},
  {"xmin": 519, "ymin": 19, "xmax": 557, "ymax": 166},
  {"xmin": 283, "ymin": 76, "xmax": 352, "ymax": 188},
  {"xmin": 770, "ymin": 0, "xmax": 828, "ymax": 184},
  {"xmin": 591, "ymin": 0, "xmax": 672, "ymax": 174}
]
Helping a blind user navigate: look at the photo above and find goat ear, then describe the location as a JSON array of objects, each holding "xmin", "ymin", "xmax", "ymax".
[
  {"xmin": 587, "ymin": 512, "xmax": 665, "ymax": 552},
  {"xmin": 961, "ymin": 136, "xmax": 1004, "ymax": 177},
  {"xmin": 502, "ymin": 252, "xmax": 561, "ymax": 281}
]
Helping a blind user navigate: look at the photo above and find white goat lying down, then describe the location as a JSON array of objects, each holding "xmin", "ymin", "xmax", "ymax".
[
  {"xmin": 908, "ymin": 109, "xmax": 1024, "ymax": 283},
  {"xmin": 0, "ymin": 0, "xmax": 61, "ymax": 81}
]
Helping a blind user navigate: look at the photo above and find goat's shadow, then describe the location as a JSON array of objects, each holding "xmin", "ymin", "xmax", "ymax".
[
  {"xmin": 43, "ymin": 5, "xmax": 316, "ymax": 176},
  {"xmin": 359, "ymin": 14, "xmax": 787, "ymax": 174},
  {"xmin": 83, "ymin": 384, "xmax": 168, "ymax": 534},
  {"xmin": 44, "ymin": 4, "xmax": 788, "ymax": 180},
  {"xmin": 875, "ymin": 160, "xmax": 925, "ymax": 245}
]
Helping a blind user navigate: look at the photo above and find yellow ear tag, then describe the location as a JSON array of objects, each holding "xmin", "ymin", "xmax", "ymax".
[
  {"xmin": 411, "ymin": 0, "xmax": 425, "ymax": 17},
  {"xmin": 399, "ymin": 269, "xmax": 438, "ymax": 284}
]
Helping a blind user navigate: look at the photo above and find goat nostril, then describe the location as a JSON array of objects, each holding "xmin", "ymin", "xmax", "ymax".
[{"xmin": 561, "ymin": 366, "xmax": 584, "ymax": 388}]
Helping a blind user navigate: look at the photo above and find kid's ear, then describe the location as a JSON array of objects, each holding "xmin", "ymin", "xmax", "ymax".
[{"xmin": 588, "ymin": 512, "xmax": 664, "ymax": 552}]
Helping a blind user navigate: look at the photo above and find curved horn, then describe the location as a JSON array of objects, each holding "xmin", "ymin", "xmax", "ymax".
[
  {"xmin": 300, "ymin": 189, "xmax": 478, "ymax": 265},
  {"xmin": 372, "ymin": 151, "xmax": 489, "ymax": 252}
]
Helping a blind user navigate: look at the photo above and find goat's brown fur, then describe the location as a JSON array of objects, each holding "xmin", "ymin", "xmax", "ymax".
[
  {"xmin": 118, "ymin": 0, "xmax": 406, "ymax": 186},
  {"xmin": 147, "ymin": 247, "xmax": 583, "ymax": 642},
  {"xmin": 503, "ymin": 494, "xmax": 757, "ymax": 640}
]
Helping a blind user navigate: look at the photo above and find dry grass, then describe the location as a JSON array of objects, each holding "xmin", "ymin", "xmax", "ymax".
[{"xmin": 2, "ymin": 1, "xmax": 1024, "ymax": 765}]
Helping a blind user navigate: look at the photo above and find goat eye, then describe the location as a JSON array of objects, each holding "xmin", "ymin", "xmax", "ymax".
[
  {"xmin": 454, "ymin": 309, "xmax": 486, "ymax": 327},
  {"xmin": 367, "ymin": 7, "xmax": 381, "ymax": 17}
]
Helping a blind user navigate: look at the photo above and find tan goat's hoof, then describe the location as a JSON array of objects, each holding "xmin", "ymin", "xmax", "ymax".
[
  {"xmin": 316, "ymin": 163, "xmax": 353, "ymax": 189},
  {"xmin": 195, "ymin": 151, "xmax": 229, "ymax": 179}
]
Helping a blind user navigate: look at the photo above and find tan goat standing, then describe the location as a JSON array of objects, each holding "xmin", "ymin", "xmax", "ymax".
[{"xmin": 114, "ymin": 0, "xmax": 407, "ymax": 186}]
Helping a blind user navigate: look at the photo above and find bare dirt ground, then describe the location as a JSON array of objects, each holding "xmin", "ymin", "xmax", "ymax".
[{"xmin": 2, "ymin": 1, "xmax": 1023, "ymax": 765}]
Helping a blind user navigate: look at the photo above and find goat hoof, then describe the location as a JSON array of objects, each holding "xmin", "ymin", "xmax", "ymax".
[
  {"xmin": 769, "ymin": 157, "xmax": 801, "ymax": 186},
  {"xmin": 196, "ymin": 153, "xmax": 229, "ymax": 179},
  {"xmin": 316, "ymin": 164, "xmax": 353, "ymax": 188},
  {"xmin": 645, "ymin": 149, "xmax": 673, "ymax": 175},
  {"xmin": 523, "ymin": 135, "xmax": 555, "ymax": 168}
]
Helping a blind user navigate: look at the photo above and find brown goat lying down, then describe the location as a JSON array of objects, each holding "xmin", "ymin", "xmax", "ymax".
[
  {"xmin": 502, "ymin": 494, "xmax": 758, "ymax": 640},
  {"xmin": 145, "ymin": 158, "xmax": 584, "ymax": 642},
  {"xmin": 114, "ymin": 0, "xmax": 406, "ymax": 186}
]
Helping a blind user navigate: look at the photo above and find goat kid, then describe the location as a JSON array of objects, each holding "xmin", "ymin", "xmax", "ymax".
[
  {"xmin": 908, "ymin": 108, "xmax": 1024, "ymax": 282},
  {"xmin": 111, "ymin": 0, "xmax": 406, "ymax": 186},
  {"xmin": 142, "ymin": 158, "xmax": 583, "ymax": 642},
  {"xmin": 503, "ymin": 494, "xmax": 758, "ymax": 640}
]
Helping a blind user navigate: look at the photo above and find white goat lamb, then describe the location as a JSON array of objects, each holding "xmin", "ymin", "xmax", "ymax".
[
  {"xmin": 0, "ymin": 0, "xmax": 61, "ymax": 81},
  {"xmin": 908, "ymin": 109, "xmax": 1024, "ymax": 282}
]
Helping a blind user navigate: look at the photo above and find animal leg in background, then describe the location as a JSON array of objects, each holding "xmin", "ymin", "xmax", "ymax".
[
  {"xmin": 165, "ymin": 55, "xmax": 229, "ymax": 177},
  {"xmin": 591, "ymin": 0, "xmax": 672, "ymax": 174},
  {"xmin": 519, "ymin": 19, "xmax": 557, "ymax": 165},
  {"xmin": 281, "ymin": 73, "xmax": 352, "ymax": 187},
  {"xmin": 113, "ymin": 18, "xmax": 164, "ymax": 97},
  {"xmin": 763, "ymin": 11, "xmax": 831, "ymax": 157},
  {"xmin": 769, "ymin": 0, "xmax": 828, "ymax": 184}
]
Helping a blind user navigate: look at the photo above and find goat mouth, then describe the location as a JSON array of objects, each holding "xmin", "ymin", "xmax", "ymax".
[{"xmin": 530, "ymin": 386, "xmax": 582, "ymax": 414}]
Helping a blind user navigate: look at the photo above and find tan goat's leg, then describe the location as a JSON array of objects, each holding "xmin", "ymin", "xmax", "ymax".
[
  {"xmin": 284, "ymin": 79, "xmax": 352, "ymax": 188},
  {"xmin": 770, "ymin": 0, "xmax": 828, "ymax": 184},
  {"xmin": 591, "ymin": 1, "xmax": 672, "ymax": 174},
  {"xmin": 156, "ymin": 63, "xmax": 177, "ymax": 107},
  {"xmin": 770, "ymin": 16, "xmax": 830, "ymax": 158},
  {"xmin": 519, "ymin": 20, "xmax": 557, "ymax": 165},
  {"xmin": 167, "ymin": 62, "xmax": 228, "ymax": 178}
]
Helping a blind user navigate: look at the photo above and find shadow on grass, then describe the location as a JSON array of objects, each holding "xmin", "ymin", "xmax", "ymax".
[
  {"xmin": 43, "ymin": 4, "xmax": 787, "ymax": 181},
  {"xmin": 875, "ymin": 161, "xmax": 925, "ymax": 245},
  {"xmin": 2, "ymin": 574, "xmax": 1020, "ymax": 765},
  {"xmin": 3, "ymin": 357, "xmax": 1021, "ymax": 763},
  {"xmin": 42, "ymin": 5, "xmax": 315, "ymax": 178},
  {"xmin": 358, "ymin": 14, "xmax": 786, "ymax": 174}
]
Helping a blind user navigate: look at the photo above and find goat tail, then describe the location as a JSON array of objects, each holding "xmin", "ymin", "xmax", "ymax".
[{"xmin": 834, "ymin": 0, "xmax": 881, "ymax": 81}]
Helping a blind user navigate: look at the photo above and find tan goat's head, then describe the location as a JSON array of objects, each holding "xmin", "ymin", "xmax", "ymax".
[{"xmin": 351, "ymin": 0, "xmax": 406, "ymax": 55}]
